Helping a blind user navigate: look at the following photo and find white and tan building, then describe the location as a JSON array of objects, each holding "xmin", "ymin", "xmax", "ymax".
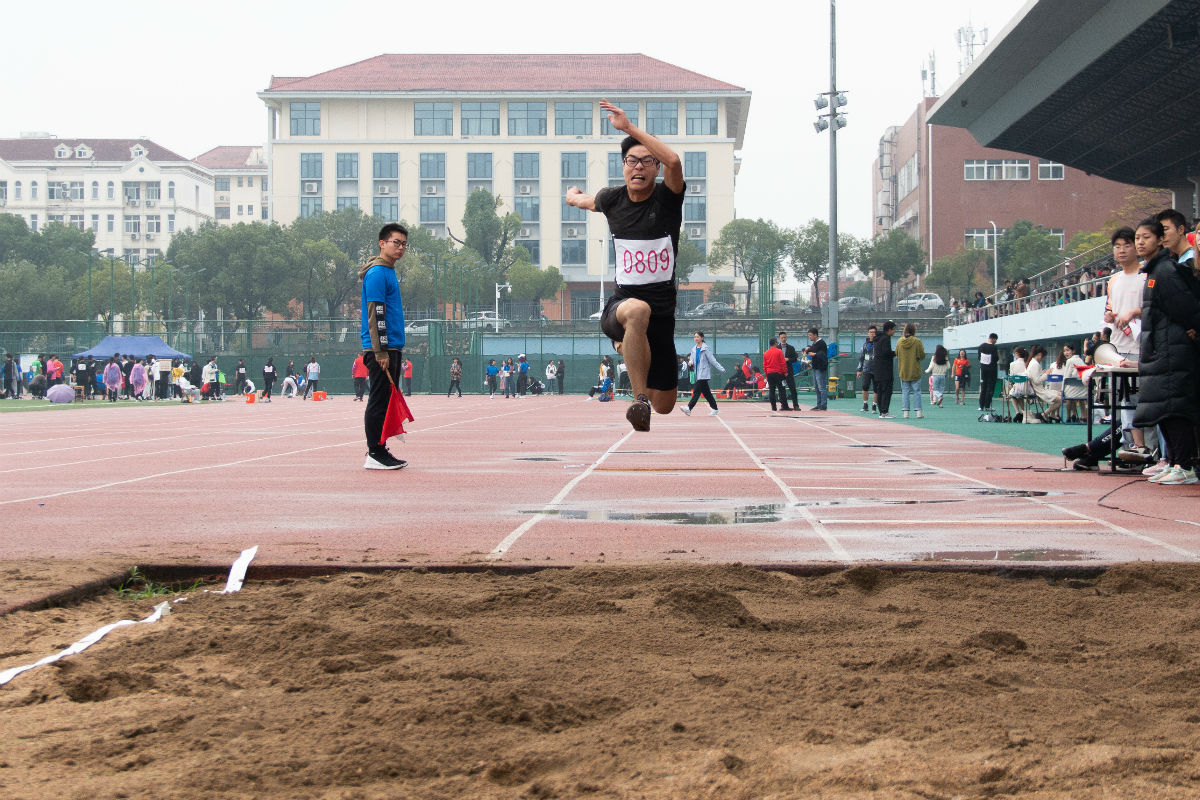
[
  {"xmin": 193, "ymin": 145, "xmax": 269, "ymax": 225},
  {"xmin": 0, "ymin": 135, "xmax": 213, "ymax": 262},
  {"xmin": 258, "ymin": 53, "xmax": 751, "ymax": 314}
]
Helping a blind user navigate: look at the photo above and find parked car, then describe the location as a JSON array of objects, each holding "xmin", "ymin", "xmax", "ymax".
[
  {"xmin": 896, "ymin": 292, "xmax": 946, "ymax": 311},
  {"xmin": 837, "ymin": 296, "xmax": 875, "ymax": 312},
  {"xmin": 683, "ymin": 301, "xmax": 736, "ymax": 318},
  {"xmin": 404, "ymin": 320, "xmax": 433, "ymax": 336},
  {"xmin": 588, "ymin": 310, "xmax": 603, "ymax": 321},
  {"xmin": 464, "ymin": 311, "xmax": 510, "ymax": 331},
  {"xmin": 772, "ymin": 299, "xmax": 814, "ymax": 317}
]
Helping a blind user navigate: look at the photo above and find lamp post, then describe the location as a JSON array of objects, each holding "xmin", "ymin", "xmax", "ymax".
[
  {"xmin": 814, "ymin": 0, "xmax": 847, "ymax": 392},
  {"xmin": 598, "ymin": 237, "xmax": 606, "ymax": 318},
  {"xmin": 988, "ymin": 220, "xmax": 999, "ymax": 293},
  {"xmin": 108, "ymin": 251, "xmax": 116, "ymax": 334}
]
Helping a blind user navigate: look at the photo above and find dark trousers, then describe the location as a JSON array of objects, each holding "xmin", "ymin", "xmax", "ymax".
[
  {"xmin": 403, "ymin": 376, "xmax": 412, "ymax": 394},
  {"xmin": 688, "ymin": 378, "xmax": 718, "ymax": 411},
  {"xmin": 1160, "ymin": 417, "xmax": 1197, "ymax": 469},
  {"xmin": 876, "ymin": 373, "xmax": 894, "ymax": 414},
  {"xmin": 979, "ymin": 370, "xmax": 998, "ymax": 410},
  {"xmin": 303, "ymin": 379, "xmax": 317, "ymax": 399},
  {"xmin": 354, "ymin": 376, "xmax": 367, "ymax": 399},
  {"xmin": 447, "ymin": 378, "xmax": 461, "ymax": 397},
  {"xmin": 517, "ymin": 373, "xmax": 528, "ymax": 395},
  {"xmin": 557, "ymin": 376, "xmax": 564, "ymax": 394},
  {"xmin": 262, "ymin": 377, "xmax": 274, "ymax": 398},
  {"xmin": 767, "ymin": 372, "xmax": 790, "ymax": 410},
  {"xmin": 783, "ymin": 369, "xmax": 798, "ymax": 407},
  {"xmin": 364, "ymin": 349, "xmax": 401, "ymax": 453}
]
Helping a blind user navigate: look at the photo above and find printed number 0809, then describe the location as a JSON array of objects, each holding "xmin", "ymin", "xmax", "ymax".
[{"xmin": 622, "ymin": 248, "xmax": 672, "ymax": 274}]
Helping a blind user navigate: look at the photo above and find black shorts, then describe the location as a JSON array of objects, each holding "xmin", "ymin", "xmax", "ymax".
[
  {"xmin": 860, "ymin": 373, "xmax": 875, "ymax": 392},
  {"xmin": 600, "ymin": 296, "xmax": 677, "ymax": 392}
]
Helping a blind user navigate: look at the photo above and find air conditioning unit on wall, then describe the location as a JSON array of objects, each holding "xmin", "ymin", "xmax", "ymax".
[
  {"xmin": 566, "ymin": 227, "xmax": 579, "ymax": 238},
  {"xmin": 377, "ymin": 185, "xmax": 391, "ymax": 194},
  {"xmin": 519, "ymin": 185, "xmax": 532, "ymax": 195},
  {"xmin": 303, "ymin": 182, "xmax": 318, "ymax": 193},
  {"xmin": 689, "ymin": 184, "xmax": 703, "ymax": 194},
  {"xmin": 689, "ymin": 227, "xmax": 703, "ymax": 238},
  {"xmin": 425, "ymin": 185, "xmax": 437, "ymax": 195}
]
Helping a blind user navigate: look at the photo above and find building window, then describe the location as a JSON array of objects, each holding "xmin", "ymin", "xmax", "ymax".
[
  {"xmin": 247, "ymin": 204, "xmax": 254, "ymax": 217},
  {"xmin": 338, "ymin": 153, "xmax": 359, "ymax": 179},
  {"xmin": 514, "ymin": 152, "xmax": 540, "ymax": 178},
  {"xmin": 14, "ymin": 181, "xmax": 22, "ymax": 200},
  {"xmin": 419, "ymin": 153, "xmax": 445, "ymax": 179},
  {"xmin": 684, "ymin": 197, "xmax": 706, "ymax": 222},
  {"xmin": 561, "ymin": 152, "xmax": 587, "ymax": 180},
  {"xmin": 964, "ymin": 159, "xmax": 1030, "ymax": 181},
  {"xmin": 260, "ymin": 207, "xmax": 268, "ymax": 220},
  {"xmin": 646, "ymin": 102, "xmax": 679, "ymax": 135},
  {"xmin": 415, "ymin": 102, "xmax": 453, "ymax": 135},
  {"xmin": 145, "ymin": 182, "xmax": 160, "ymax": 201},
  {"xmin": 608, "ymin": 153, "xmax": 624, "ymax": 182},
  {"xmin": 1049, "ymin": 228, "xmax": 1065, "ymax": 248},
  {"xmin": 91, "ymin": 181, "xmax": 100, "ymax": 200},
  {"xmin": 964, "ymin": 227, "xmax": 1003, "ymax": 249},
  {"xmin": 107, "ymin": 214, "xmax": 115, "ymax": 232},
  {"xmin": 897, "ymin": 155, "xmax": 918, "ymax": 199},
  {"xmin": 561, "ymin": 153, "xmax": 587, "ymax": 222},
  {"xmin": 370, "ymin": 153, "xmax": 397, "ymax": 180},
  {"xmin": 247, "ymin": 177, "xmax": 254, "ymax": 188},
  {"xmin": 521, "ymin": 240, "xmax": 540, "ymax": 265},
  {"xmin": 48, "ymin": 182, "xmax": 65, "ymax": 200},
  {"xmin": 237, "ymin": 205, "xmax": 244, "ymax": 216},
  {"xmin": 514, "ymin": 197, "xmax": 539, "ymax": 222},
  {"xmin": 300, "ymin": 153, "xmax": 323, "ymax": 179},
  {"xmin": 237, "ymin": 176, "xmax": 244, "ymax": 188},
  {"xmin": 215, "ymin": 177, "xmax": 230, "ymax": 191},
  {"xmin": 601, "ymin": 102, "xmax": 639, "ymax": 135},
  {"xmin": 337, "ymin": 197, "xmax": 359, "ymax": 211},
  {"xmin": 420, "ymin": 197, "xmax": 446, "ymax": 222},
  {"xmin": 508, "ymin": 102, "xmax": 547, "ymax": 136},
  {"xmin": 684, "ymin": 152, "xmax": 707, "ymax": 178},
  {"xmin": 1038, "ymin": 160, "xmax": 1065, "ymax": 180},
  {"xmin": 106, "ymin": 181, "xmax": 115, "ymax": 200},
  {"xmin": 555, "ymin": 102, "xmax": 592, "ymax": 136},
  {"xmin": 462, "ymin": 102, "xmax": 500, "ymax": 135},
  {"xmin": 562, "ymin": 239, "xmax": 586, "ymax": 265},
  {"xmin": 467, "ymin": 153, "xmax": 493, "ymax": 179},
  {"xmin": 125, "ymin": 216, "xmax": 141, "ymax": 234},
  {"xmin": 262, "ymin": 177, "xmax": 268, "ymax": 191},
  {"xmin": 373, "ymin": 197, "xmax": 397, "ymax": 218},
  {"xmin": 168, "ymin": 214, "xmax": 176, "ymax": 232},
  {"xmin": 289, "ymin": 102, "xmax": 320, "ymax": 136},
  {"xmin": 216, "ymin": 207, "xmax": 231, "ymax": 220},
  {"xmin": 146, "ymin": 216, "xmax": 161, "ymax": 233},
  {"xmin": 30, "ymin": 181, "xmax": 39, "ymax": 200},
  {"xmin": 91, "ymin": 214, "xmax": 99, "ymax": 231},
  {"xmin": 68, "ymin": 181, "xmax": 84, "ymax": 201},
  {"xmin": 299, "ymin": 197, "xmax": 323, "ymax": 218},
  {"xmin": 30, "ymin": 214, "xmax": 38, "ymax": 232},
  {"xmin": 686, "ymin": 102, "xmax": 718, "ymax": 135},
  {"xmin": 69, "ymin": 214, "xmax": 84, "ymax": 230}
]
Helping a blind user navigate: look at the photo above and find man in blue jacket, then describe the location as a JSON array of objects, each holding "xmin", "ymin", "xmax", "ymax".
[{"xmin": 359, "ymin": 223, "xmax": 408, "ymax": 470}]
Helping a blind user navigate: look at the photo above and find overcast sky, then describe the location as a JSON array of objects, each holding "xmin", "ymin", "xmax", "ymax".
[{"xmin": 7, "ymin": 0, "xmax": 1027, "ymax": 240}]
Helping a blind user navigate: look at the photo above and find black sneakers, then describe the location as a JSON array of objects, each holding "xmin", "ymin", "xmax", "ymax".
[
  {"xmin": 364, "ymin": 449, "xmax": 407, "ymax": 470},
  {"xmin": 1062, "ymin": 443, "xmax": 1089, "ymax": 462},
  {"xmin": 626, "ymin": 394, "xmax": 651, "ymax": 432}
]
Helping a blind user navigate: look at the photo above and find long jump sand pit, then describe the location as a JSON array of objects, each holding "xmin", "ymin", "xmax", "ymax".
[{"xmin": 4, "ymin": 562, "xmax": 1200, "ymax": 799}]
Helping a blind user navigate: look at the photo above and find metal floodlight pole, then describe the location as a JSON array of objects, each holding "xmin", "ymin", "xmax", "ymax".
[
  {"xmin": 109, "ymin": 253, "xmax": 116, "ymax": 334},
  {"xmin": 989, "ymin": 220, "xmax": 999, "ymax": 293},
  {"xmin": 495, "ymin": 282, "xmax": 511, "ymax": 325}
]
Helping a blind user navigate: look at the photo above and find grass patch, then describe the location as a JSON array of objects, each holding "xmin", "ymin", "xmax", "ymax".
[{"xmin": 114, "ymin": 566, "xmax": 205, "ymax": 600}]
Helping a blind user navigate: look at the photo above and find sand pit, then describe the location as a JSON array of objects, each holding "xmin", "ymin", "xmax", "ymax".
[{"xmin": 4, "ymin": 563, "xmax": 1200, "ymax": 799}]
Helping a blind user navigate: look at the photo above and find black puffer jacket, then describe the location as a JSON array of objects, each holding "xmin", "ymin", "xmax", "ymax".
[{"xmin": 1133, "ymin": 249, "xmax": 1200, "ymax": 427}]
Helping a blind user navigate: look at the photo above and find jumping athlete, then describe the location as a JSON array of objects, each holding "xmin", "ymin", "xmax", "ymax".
[{"xmin": 566, "ymin": 98, "xmax": 684, "ymax": 431}]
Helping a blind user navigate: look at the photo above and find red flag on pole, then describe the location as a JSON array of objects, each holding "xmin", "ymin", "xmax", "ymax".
[{"xmin": 379, "ymin": 371, "xmax": 414, "ymax": 445}]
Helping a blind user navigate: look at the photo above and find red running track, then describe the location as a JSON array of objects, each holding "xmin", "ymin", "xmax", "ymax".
[{"xmin": 2, "ymin": 394, "xmax": 1198, "ymax": 606}]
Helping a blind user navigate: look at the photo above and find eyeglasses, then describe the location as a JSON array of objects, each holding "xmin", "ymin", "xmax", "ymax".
[
  {"xmin": 622, "ymin": 156, "xmax": 659, "ymax": 168},
  {"xmin": 387, "ymin": 239, "xmax": 408, "ymax": 247}
]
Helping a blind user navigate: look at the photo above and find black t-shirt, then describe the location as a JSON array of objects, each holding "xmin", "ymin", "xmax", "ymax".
[
  {"xmin": 978, "ymin": 341, "xmax": 998, "ymax": 374},
  {"xmin": 593, "ymin": 181, "xmax": 685, "ymax": 317}
]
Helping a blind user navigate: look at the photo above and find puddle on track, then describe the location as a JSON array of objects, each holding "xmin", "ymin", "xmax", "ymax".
[{"xmin": 523, "ymin": 497, "xmax": 970, "ymax": 524}]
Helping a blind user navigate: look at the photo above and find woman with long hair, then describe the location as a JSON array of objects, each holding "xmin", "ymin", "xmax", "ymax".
[
  {"xmin": 447, "ymin": 358, "xmax": 463, "ymax": 398},
  {"xmin": 925, "ymin": 344, "xmax": 950, "ymax": 407},
  {"xmin": 681, "ymin": 331, "xmax": 726, "ymax": 417}
]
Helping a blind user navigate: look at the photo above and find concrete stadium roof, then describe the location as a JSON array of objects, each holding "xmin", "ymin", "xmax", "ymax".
[{"xmin": 929, "ymin": 0, "xmax": 1200, "ymax": 190}]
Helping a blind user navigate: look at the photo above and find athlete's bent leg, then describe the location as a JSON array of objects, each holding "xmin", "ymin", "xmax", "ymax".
[{"xmin": 614, "ymin": 299, "xmax": 652, "ymax": 400}]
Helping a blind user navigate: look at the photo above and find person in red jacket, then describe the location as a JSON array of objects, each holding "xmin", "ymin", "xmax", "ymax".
[
  {"xmin": 763, "ymin": 338, "xmax": 792, "ymax": 411},
  {"xmin": 351, "ymin": 354, "xmax": 369, "ymax": 401}
]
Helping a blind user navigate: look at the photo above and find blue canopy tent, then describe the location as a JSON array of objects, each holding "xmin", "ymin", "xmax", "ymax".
[{"xmin": 73, "ymin": 336, "xmax": 190, "ymax": 361}]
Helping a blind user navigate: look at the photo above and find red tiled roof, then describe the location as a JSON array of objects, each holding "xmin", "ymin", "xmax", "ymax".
[
  {"xmin": 264, "ymin": 54, "xmax": 746, "ymax": 94},
  {"xmin": 0, "ymin": 138, "xmax": 189, "ymax": 163},
  {"xmin": 194, "ymin": 145, "xmax": 267, "ymax": 170}
]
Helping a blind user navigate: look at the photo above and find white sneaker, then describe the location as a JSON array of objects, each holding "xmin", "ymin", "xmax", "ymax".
[
  {"xmin": 1157, "ymin": 467, "xmax": 1197, "ymax": 485},
  {"xmin": 916, "ymin": 411, "xmax": 924, "ymax": 419},
  {"xmin": 879, "ymin": 412, "xmax": 896, "ymax": 419},
  {"xmin": 680, "ymin": 407, "xmax": 691, "ymax": 416},
  {"xmin": 585, "ymin": 396, "xmax": 593, "ymax": 401},
  {"xmin": 1143, "ymin": 459, "xmax": 1169, "ymax": 477},
  {"xmin": 903, "ymin": 411, "xmax": 909, "ymax": 418},
  {"xmin": 1149, "ymin": 466, "xmax": 1181, "ymax": 484},
  {"xmin": 708, "ymin": 409, "xmax": 720, "ymax": 416}
]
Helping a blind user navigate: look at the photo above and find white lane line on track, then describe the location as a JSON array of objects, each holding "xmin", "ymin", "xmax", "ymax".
[
  {"xmin": 776, "ymin": 413, "xmax": 1200, "ymax": 561},
  {"xmin": 716, "ymin": 416, "xmax": 852, "ymax": 563},
  {"xmin": 486, "ymin": 430, "xmax": 636, "ymax": 562}
]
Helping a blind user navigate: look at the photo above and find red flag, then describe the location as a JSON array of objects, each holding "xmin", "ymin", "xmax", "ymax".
[{"xmin": 379, "ymin": 373, "xmax": 414, "ymax": 445}]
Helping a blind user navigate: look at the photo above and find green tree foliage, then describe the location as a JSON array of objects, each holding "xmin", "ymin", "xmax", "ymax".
[
  {"xmin": 996, "ymin": 220, "xmax": 1062, "ymax": 281},
  {"xmin": 926, "ymin": 247, "xmax": 985, "ymax": 306},
  {"xmin": 675, "ymin": 233, "xmax": 705, "ymax": 285},
  {"xmin": 462, "ymin": 190, "xmax": 524, "ymax": 274},
  {"xmin": 508, "ymin": 261, "xmax": 564, "ymax": 302},
  {"xmin": 789, "ymin": 219, "xmax": 861, "ymax": 307},
  {"xmin": 0, "ymin": 214, "xmax": 101, "ymax": 320},
  {"xmin": 843, "ymin": 280, "xmax": 872, "ymax": 299},
  {"xmin": 709, "ymin": 218, "xmax": 789, "ymax": 315},
  {"xmin": 707, "ymin": 280, "xmax": 735, "ymax": 305},
  {"xmin": 860, "ymin": 228, "xmax": 924, "ymax": 308},
  {"xmin": 1065, "ymin": 230, "xmax": 1110, "ymax": 262}
]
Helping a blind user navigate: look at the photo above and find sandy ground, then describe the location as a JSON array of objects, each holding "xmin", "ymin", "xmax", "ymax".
[{"xmin": 3, "ymin": 563, "xmax": 1200, "ymax": 799}]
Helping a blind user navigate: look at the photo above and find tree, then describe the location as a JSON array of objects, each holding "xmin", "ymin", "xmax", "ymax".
[
  {"xmin": 1065, "ymin": 230, "xmax": 1111, "ymax": 264},
  {"xmin": 707, "ymin": 280, "xmax": 735, "ymax": 305},
  {"xmin": 508, "ymin": 261, "xmax": 564, "ymax": 303},
  {"xmin": 0, "ymin": 260, "xmax": 70, "ymax": 321},
  {"xmin": 1106, "ymin": 187, "xmax": 1172, "ymax": 231},
  {"xmin": 996, "ymin": 220, "xmax": 1061, "ymax": 281},
  {"xmin": 926, "ymin": 247, "xmax": 985, "ymax": 306},
  {"xmin": 675, "ymin": 234, "xmax": 705, "ymax": 285},
  {"xmin": 788, "ymin": 219, "xmax": 861, "ymax": 307},
  {"xmin": 860, "ymin": 228, "xmax": 924, "ymax": 309},
  {"xmin": 296, "ymin": 238, "xmax": 354, "ymax": 319},
  {"xmin": 843, "ymin": 280, "xmax": 872, "ymax": 299},
  {"xmin": 709, "ymin": 218, "xmax": 789, "ymax": 315},
  {"xmin": 461, "ymin": 190, "xmax": 524, "ymax": 275}
]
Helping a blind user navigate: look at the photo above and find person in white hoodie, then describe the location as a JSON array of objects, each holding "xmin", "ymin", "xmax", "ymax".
[{"xmin": 681, "ymin": 331, "xmax": 726, "ymax": 417}]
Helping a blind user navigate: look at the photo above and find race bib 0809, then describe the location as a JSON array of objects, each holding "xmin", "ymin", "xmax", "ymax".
[{"xmin": 614, "ymin": 236, "xmax": 674, "ymax": 286}]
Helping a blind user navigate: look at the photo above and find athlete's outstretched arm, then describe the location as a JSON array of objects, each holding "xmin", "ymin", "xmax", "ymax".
[
  {"xmin": 601, "ymin": 98, "xmax": 683, "ymax": 194},
  {"xmin": 565, "ymin": 186, "xmax": 596, "ymax": 211}
]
